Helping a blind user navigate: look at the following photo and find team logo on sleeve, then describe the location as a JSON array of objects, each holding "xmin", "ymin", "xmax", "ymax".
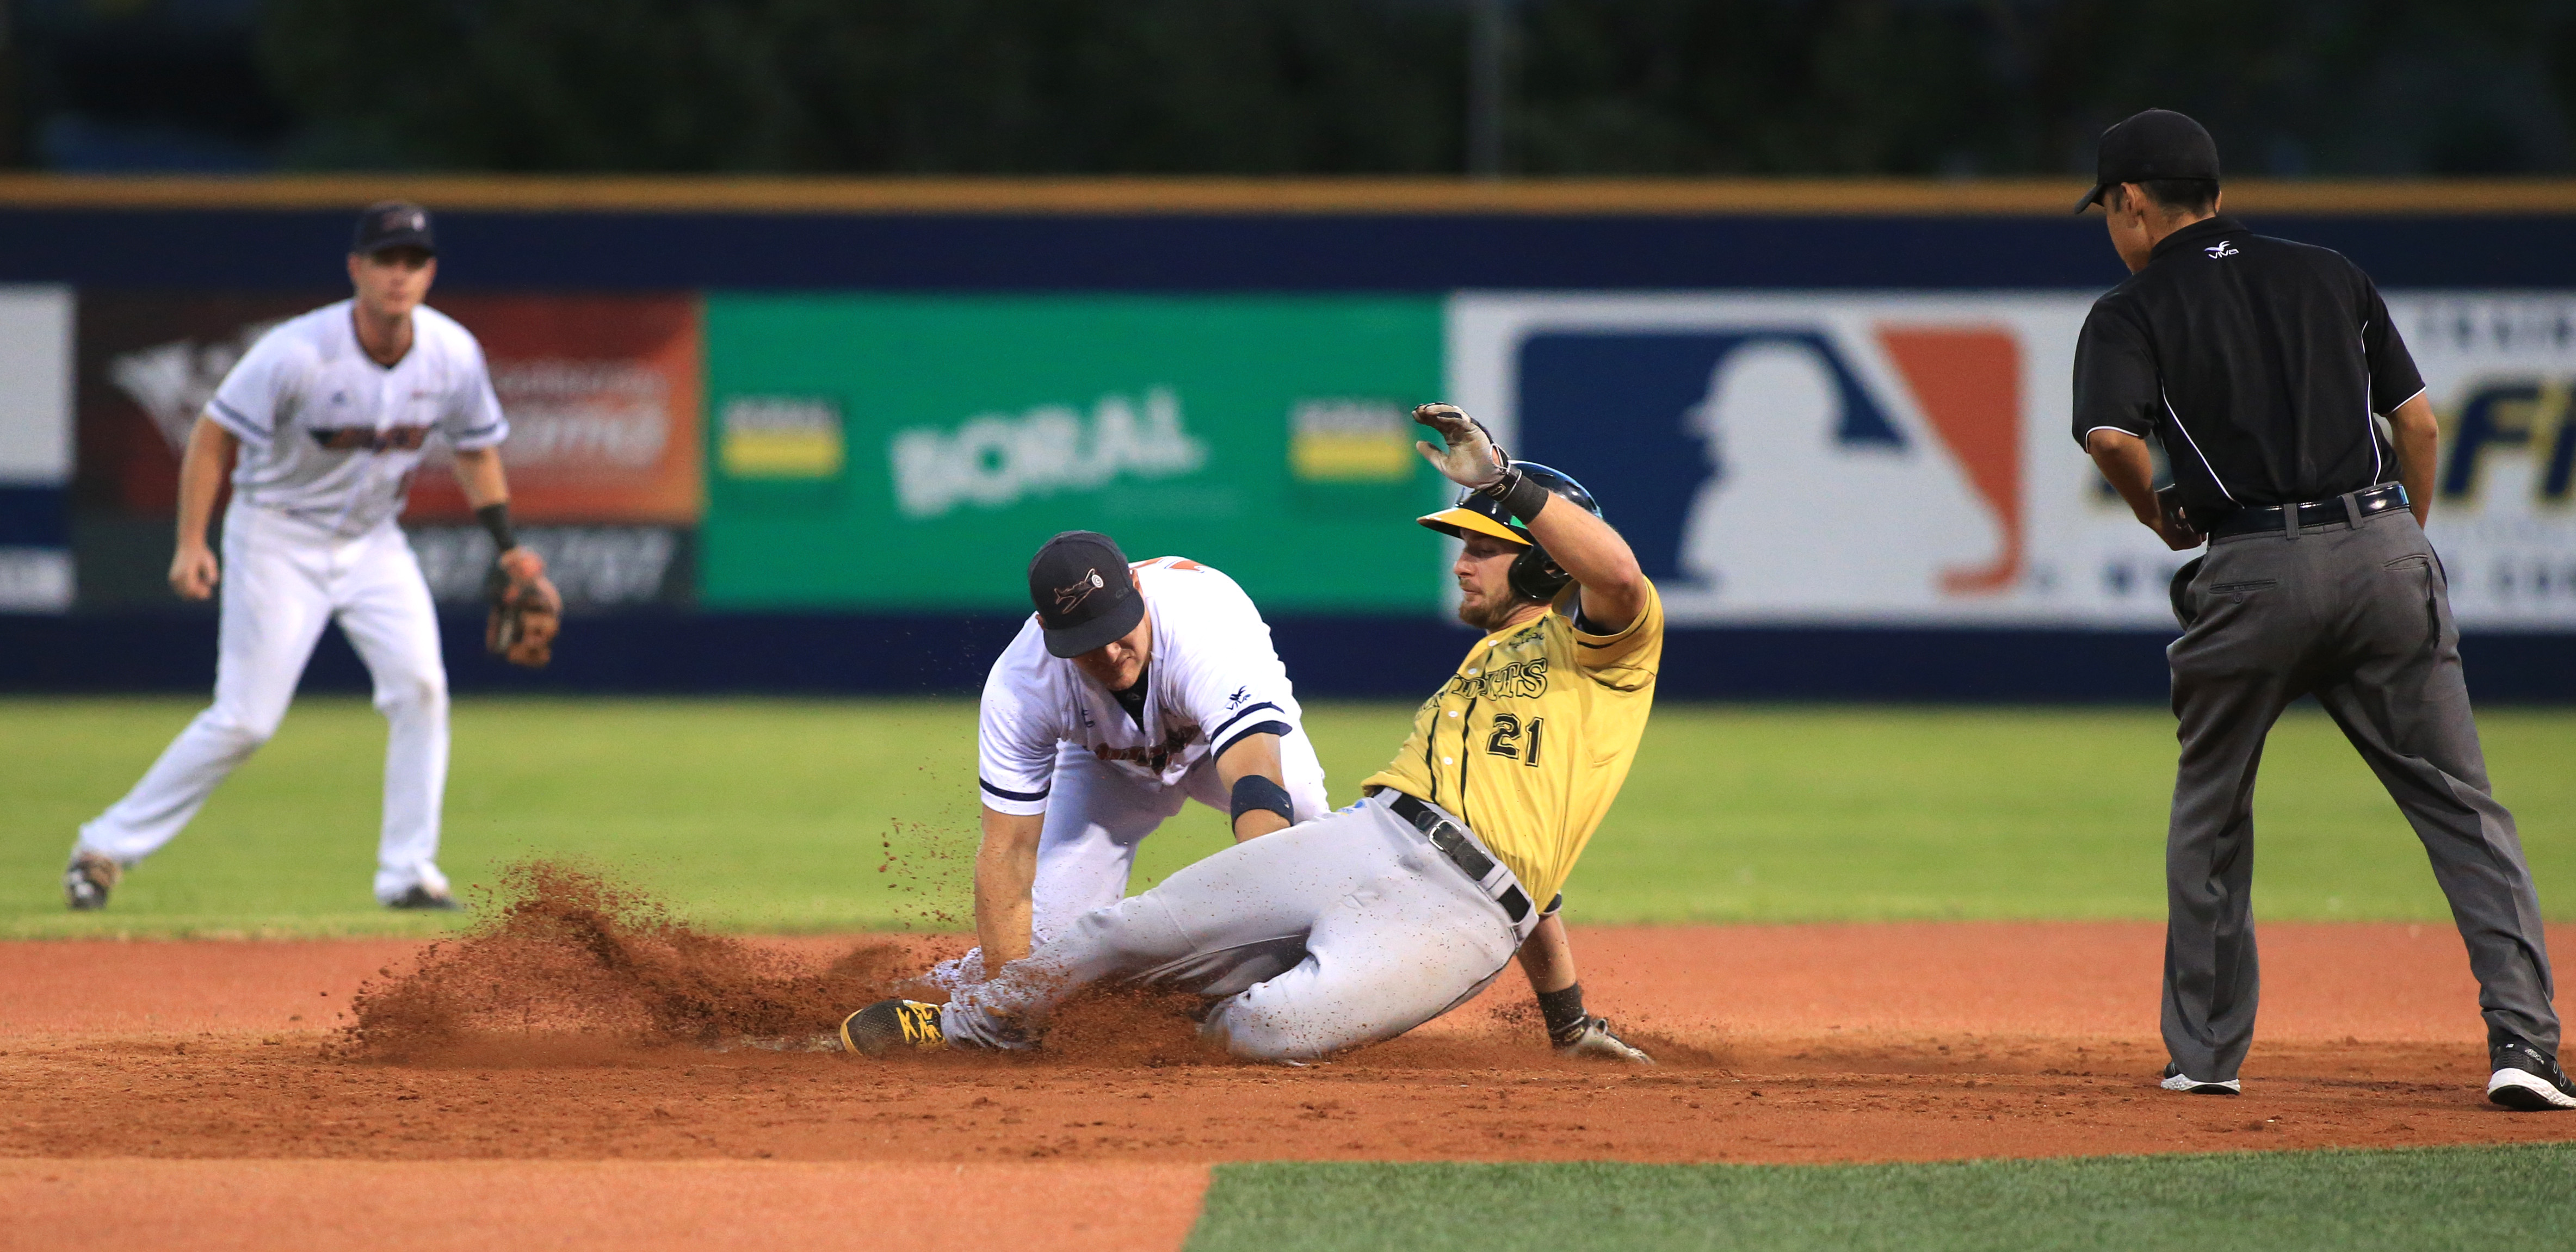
[{"xmin": 1054, "ymin": 569, "xmax": 1107, "ymax": 611}]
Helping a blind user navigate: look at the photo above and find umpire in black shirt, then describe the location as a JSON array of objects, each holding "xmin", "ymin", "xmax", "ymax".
[{"xmin": 2073, "ymin": 109, "xmax": 2569, "ymax": 1110}]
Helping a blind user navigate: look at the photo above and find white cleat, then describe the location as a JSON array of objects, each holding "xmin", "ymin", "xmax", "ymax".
[{"xmin": 2159, "ymin": 1065, "xmax": 2240, "ymax": 1094}]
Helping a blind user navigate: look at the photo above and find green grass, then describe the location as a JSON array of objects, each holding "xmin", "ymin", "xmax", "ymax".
[
  {"xmin": 1184, "ymin": 1144, "xmax": 2576, "ymax": 1251},
  {"xmin": 4, "ymin": 697, "xmax": 2573, "ymax": 936}
]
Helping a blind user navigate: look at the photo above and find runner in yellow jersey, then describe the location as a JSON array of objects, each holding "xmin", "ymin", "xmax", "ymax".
[{"xmin": 841, "ymin": 403, "xmax": 1660, "ymax": 1063}]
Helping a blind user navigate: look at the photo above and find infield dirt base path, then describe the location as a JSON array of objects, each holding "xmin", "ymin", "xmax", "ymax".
[{"xmin": 4, "ymin": 923, "xmax": 2573, "ymax": 1249}]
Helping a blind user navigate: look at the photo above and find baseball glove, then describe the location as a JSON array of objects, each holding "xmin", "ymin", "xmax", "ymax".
[{"xmin": 484, "ymin": 547, "xmax": 561, "ymax": 668}]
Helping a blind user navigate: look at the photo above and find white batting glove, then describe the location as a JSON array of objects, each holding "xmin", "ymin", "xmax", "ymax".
[
  {"xmin": 1412, "ymin": 403, "xmax": 1508, "ymax": 490},
  {"xmin": 1556, "ymin": 1017, "xmax": 1655, "ymax": 1065}
]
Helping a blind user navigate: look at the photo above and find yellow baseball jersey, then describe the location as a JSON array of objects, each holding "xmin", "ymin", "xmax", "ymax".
[{"xmin": 1360, "ymin": 579, "xmax": 1663, "ymax": 907}]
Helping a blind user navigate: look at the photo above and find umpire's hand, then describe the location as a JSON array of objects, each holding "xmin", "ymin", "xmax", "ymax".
[{"xmin": 2153, "ymin": 486, "xmax": 2203, "ymax": 551}]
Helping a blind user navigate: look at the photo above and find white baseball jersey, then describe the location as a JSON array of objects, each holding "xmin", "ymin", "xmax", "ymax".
[
  {"xmin": 978, "ymin": 556, "xmax": 1305, "ymax": 815},
  {"xmin": 204, "ymin": 300, "xmax": 507, "ymax": 537}
]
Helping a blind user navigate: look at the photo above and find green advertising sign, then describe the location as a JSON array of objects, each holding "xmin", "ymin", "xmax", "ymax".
[{"xmin": 702, "ymin": 295, "xmax": 1448, "ymax": 610}]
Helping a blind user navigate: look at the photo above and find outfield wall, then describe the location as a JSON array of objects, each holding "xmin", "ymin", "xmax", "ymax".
[{"xmin": 3, "ymin": 178, "xmax": 2573, "ymax": 700}]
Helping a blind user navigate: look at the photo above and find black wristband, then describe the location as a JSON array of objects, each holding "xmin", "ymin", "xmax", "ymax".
[
  {"xmin": 1229, "ymin": 774, "xmax": 1294, "ymax": 828},
  {"xmin": 475, "ymin": 503, "xmax": 517, "ymax": 553},
  {"xmin": 1536, "ymin": 981, "xmax": 1588, "ymax": 1046},
  {"xmin": 1480, "ymin": 467, "xmax": 1553, "ymax": 526}
]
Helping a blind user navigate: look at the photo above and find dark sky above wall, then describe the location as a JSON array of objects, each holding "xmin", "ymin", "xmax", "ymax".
[{"xmin": 11, "ymin": 0, "xmax": 2576, "ymax": 176}]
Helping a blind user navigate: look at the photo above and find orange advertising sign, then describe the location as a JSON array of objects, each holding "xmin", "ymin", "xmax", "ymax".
[
  {"xmin": 403, "ymin": 295, "xmax": 703, "ymax": 524},
  {"xmin": 78, "ymin": 292, "xmax": 703, "ymax": 525}
]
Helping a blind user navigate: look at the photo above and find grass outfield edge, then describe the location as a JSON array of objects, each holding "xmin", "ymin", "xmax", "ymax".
[{"xmin": 1184, "ymin": 1142, "xmax": 2576, "ymax": 1251}]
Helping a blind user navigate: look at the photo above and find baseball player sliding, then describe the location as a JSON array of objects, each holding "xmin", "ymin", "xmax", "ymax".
[
  {"xmin": 63, "ymin": 202, "xmax": 558, "ymax": 913},
  {"xmin": 843, "ymin": 404, "xmax": 1657, "ymax": 1063}
]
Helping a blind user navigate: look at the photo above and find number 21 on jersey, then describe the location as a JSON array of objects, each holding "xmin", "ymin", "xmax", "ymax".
[{"xmin": 1485, "ymin": 714, "xmax": 1543, "ymax": 766}]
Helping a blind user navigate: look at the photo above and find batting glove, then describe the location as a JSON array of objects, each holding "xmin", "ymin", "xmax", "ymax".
[{"xmin": 1412, "ymin": 402, "xmax": 1509, "ymax": 490}]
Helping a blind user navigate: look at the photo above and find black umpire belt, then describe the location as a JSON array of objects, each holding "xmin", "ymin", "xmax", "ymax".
[
  {"xmin": 2206, "ymin": 483, "xmax": 2408, "ymax": 541},
  {"xmin": 1383, "ymin": 791, "xmax": 1534, "ymax": 927}
]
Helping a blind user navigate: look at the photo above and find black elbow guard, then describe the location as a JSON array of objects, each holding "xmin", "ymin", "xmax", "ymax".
[{"xmin": 1230, "ymin": 774, "xmax": 1294, "ymax": 827}]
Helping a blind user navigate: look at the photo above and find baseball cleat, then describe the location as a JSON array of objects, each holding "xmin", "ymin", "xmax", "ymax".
[
  {"xmin": 63, "ymin": 851, "xmax": 122, "ymax": 912},
  {"xmin": 841, "ymin": 999, "xmax": 946, "ymax": 1057},
  {"xmin": 1556, "ymin": 1017, "xmax": 1654, "ymax": 1065},
  {"xmin": 384, "ymin": 885, "xmax": 462, "ymax": 911},
  {"xmin": 2159, "ymin": 1064, "xmax": 2241, "ymax": 1095},
  {"xmin": 2487, "ymin": 1039, "xmax": 2576, "ymax": 1111}
]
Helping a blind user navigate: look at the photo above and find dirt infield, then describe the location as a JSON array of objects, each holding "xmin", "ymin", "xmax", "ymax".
[
  {"xmin": 10, "ymin": 914, "xmax": 2576, "ymax": 1250},
  {"xmin": 5, "ymin": 918, "xmax": 2574, "ymax": 1170},
  {"xmin": 1, "ymin": 1160, "xmax": 1208, "ymax": 1252}
]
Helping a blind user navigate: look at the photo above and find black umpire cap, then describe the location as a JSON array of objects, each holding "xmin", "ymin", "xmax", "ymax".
[
  {"xmin": 2075, "ymin": 109, "xmax": 2221, "ymax": 213},
  {"xmin": 353, "ymin": 201, "xmax": 436, "ymax": 255},
  {"xmin": 1028, "ymin": 531, "xmax": 1144, "ymax": 658}
]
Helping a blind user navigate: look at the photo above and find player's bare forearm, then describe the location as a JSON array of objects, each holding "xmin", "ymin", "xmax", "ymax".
[
  {"xmin": 1515, "ymin": 914, "xmax": 1577, "ymax": 995},
  {"xmin": 2085, "ymin": 429, "xmax": 2199, "ymax": 550},
  {"xmin": 2388, "ymin": 392, "xmax": 2439, "ymax": 526},
  {"xmin": 1213, "ymin": 732, "xmax": 1290, "ymax": 841},
  {"xmin": 972, "ymin": 805, "xmax": 1046, "ymax": 972},
  {"xmin": 1523, "ymin": 499, "xmax": 1647, "ymax": 633},
  {"xmin": 450, "ymin": 446, "xmax": 511, "ymax": 515},
  {"xmin": 169, "ymin": 415, "xmax": 236, "ymax": 600},
  {"xmin": 174, "ymin": 416, "xmax": 234, "ymax": 546}
]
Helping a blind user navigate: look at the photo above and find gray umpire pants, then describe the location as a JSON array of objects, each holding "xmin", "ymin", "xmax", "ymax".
[{"xmin": 2164, "ymin": 503, "xmax": 2556, "ymax": 1081}]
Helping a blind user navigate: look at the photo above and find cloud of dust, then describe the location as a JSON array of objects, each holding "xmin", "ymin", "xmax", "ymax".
[{"xmin": 334, "ymin": 860, "xmax": 945, "ymax": 1064}]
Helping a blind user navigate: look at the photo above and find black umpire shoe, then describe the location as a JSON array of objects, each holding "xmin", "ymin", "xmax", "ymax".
[
  {"xmin": 385, "ymin": 885, "xmax": 462, "ymax": 911},
  {"xmin": 2488, "ymin": 1039, "xmax": 2576, "ymax": 1111},
  {"xmin": 2159, "ymin": 1063, "xmax": 2241, "ymax": 1095}
]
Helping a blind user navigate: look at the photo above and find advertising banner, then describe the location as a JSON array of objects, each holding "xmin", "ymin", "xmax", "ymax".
[
  {"xmin": 701, "ymin": 295, "xmax": 1447, "ymax": 610},
  {"xmin": 75, "ymin": 293, "xmax": 702, "ymax": 607},
  {"xmin": 1451, "ymin": 292, "xmax": 2576, "ymax": 629},
  {"xmin": 2399, "ymin": 294, "xmax": 2576, "ymax": 628},
  {"xmin": 0, "ymin": 285, "xmax": 73, "ymax": 612}
]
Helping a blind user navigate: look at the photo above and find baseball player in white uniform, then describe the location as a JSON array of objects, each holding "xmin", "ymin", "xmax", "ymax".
[
  {"xmin": 63, "ymin": 202, "xmax": 543, "ymax": 912},
  {"xmin": 937, "ymin": 530, "xmax": 1332, "ymax": 985}
]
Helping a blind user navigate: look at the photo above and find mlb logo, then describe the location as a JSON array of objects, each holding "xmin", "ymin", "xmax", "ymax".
[
  {"xmin": 1453, "ymin": 294, "xmax": 2079, "ymax": 621},
  {"xmin": 1516, "ymin": 326, "xmax": 2019, "ymax": 612}
]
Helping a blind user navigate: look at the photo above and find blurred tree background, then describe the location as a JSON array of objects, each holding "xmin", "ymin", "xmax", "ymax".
[{"xmin": 7, "ymin": 0, "xmax": 2576, "ymax": 176}]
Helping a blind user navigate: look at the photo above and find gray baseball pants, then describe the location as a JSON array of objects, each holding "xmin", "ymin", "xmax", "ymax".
[
  {"xmin": 941, "ymin": 792, "xmax": 1533, "ymax": 1061},
  {"xmin": 2165, "ymin": 503, "xmax": 2556, "ymax": 1081}
]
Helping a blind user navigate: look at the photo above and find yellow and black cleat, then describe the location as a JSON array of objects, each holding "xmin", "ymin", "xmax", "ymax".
[{"xmin": 839, "ymin": 999, "xmax": 946, "ymax": 1057}]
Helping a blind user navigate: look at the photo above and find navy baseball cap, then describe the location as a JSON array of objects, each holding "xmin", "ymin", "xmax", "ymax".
[
  {"xmin": 353, "ymin": 201, "xmax": 436, "ymax": 255},
  {"xmin": 2075, "ymin": 109, "xmax": 2221, "ymax": 213},
  {"xmin": 1028, "ymin": 531, "xmax": 1145, "ymax": 658}
]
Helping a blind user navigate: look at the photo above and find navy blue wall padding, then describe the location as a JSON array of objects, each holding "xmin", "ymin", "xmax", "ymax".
[
  {"xmin": 12, "ymin": 201, "xmax": 2574, "ymax": 700},
  {"xmin": 4, "ymin": 610, "xmax": 2568, "ymax": 702},
  {"xmin": 9, "ymin": 209, "xmax": 2576, "ymax": 292},
  {"xmin": 0, "ymin": 486, "xmax": 67, "ymax": 546}
]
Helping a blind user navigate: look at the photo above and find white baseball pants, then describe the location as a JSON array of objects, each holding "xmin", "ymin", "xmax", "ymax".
[
  {"xmin": 77, "ymin": 504, "xmax": 452, "ymax": 903},
  {"xmin": 941, "ymin": 792, "xmax": 1531, "ymax": 1061},
  {"xmin": 931, "ymin": 729, "xmax": 1330, "ymax": 987}
]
